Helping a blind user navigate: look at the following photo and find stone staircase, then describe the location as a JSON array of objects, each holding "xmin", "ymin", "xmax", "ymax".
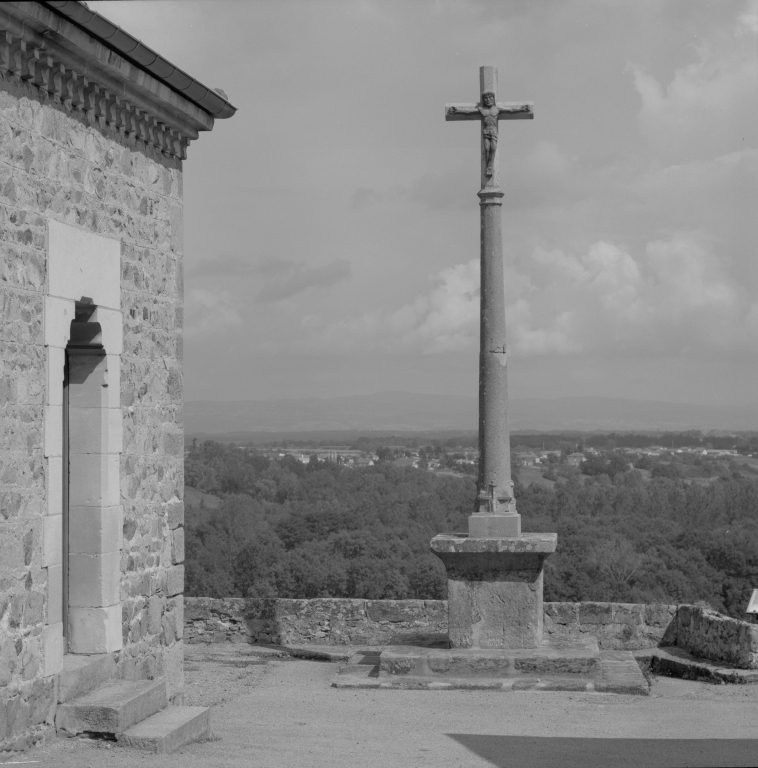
[{"xmin": 55, "ymin": 676, "xmax": 211, "ymax": 754}]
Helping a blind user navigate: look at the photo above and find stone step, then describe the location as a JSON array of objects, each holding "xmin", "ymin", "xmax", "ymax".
[
  {"xmin": 55, "ymin": 678, "xmax": 167, "ymax": 735},
  {"xmin": 380, "ymin": 645, "xmax": 600, "ymax": 678},
  {"xmin": 117, "ymin": 706, "xmax": 211, "ymax": 753},
  {"xmin": 57, "ymin": 653, "xmax": 117, "ymax": 704}
]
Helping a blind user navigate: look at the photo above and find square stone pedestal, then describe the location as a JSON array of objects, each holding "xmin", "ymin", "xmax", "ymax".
[{"xmin": 431, "ymin": 532, "xmax": 557, "ymax": 649}]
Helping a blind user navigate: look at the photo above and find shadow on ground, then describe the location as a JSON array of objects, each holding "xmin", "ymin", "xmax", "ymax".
[{"xmin": 448, "ymin": 734, "xmax": 758, "ymax": 768}]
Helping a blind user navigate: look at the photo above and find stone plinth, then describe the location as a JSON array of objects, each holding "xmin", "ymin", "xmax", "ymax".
[{"xmin": 431, "ymin": 533, "xmax": 557, "ymax": 649}]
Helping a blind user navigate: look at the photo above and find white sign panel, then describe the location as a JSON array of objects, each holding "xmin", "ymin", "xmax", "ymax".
[{"xmin": 747, "ymin": 589, "xmax": 758, "ymax": 615}]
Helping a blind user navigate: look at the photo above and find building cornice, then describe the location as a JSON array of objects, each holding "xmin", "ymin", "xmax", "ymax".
[{"xmin": 0, "ymin": 2, "xmax": 235, "ymax": 159}]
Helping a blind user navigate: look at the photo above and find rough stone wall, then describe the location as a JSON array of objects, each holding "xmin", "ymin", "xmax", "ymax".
[
  {"xmin": 185, "ymin": 598, "xmax": 449, "ymax": 647},
  {"xmin": 0, "ymin": 73, "xmax": 184, "ymax": 749},
  {"xmin": 183, "ymin": 598, "xmax": 676, "ymax": 650},
  {"xmin": 543, "ymin": 602, "xmax": 677, "ymax": 650},
  {"xmin": 674, "ymin": 605, "xmax": 758, "ymax": 669}
]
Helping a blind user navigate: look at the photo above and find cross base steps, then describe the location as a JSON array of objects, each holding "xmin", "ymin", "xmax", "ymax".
[
  {"xmin": 331, "ymin": 641, "xmax": 649, "ymax": 695},
  {"xmin": 381, "ymin": 635, "xmax": 600, "ymax": 677}
]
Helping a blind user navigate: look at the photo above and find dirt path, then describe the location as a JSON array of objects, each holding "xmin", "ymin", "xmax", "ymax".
[{"xmin": 11, "ymin": 644, "xmax": 758, "ymax": 768}]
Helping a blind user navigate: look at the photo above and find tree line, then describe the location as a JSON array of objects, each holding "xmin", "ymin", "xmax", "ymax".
[{"xmin": 184, "ymin": 440, "xmax": 758, "ymax": 617}]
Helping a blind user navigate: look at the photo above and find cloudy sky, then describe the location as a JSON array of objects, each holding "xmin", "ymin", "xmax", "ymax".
[{"xmin": 100, "ymin": 0, "xmax": 757, "ymax": 405}]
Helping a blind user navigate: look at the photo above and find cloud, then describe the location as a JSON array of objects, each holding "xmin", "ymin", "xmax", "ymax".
[
  {"xmin": 306, "ymin": 260, "xmax": 480, "ymax": 354},
  {"xmin": 190, "ymin": 254, "xmax": 351, "ymax": 302},
  {"xmin": 632, "ymin": 1, "xmax": 758, "ymax": 160},
  {"xmin": 259, "ymin": 259, "xmax": 352, "ymax": 302},
  {"xmin": 301, "ymin": 231, "xmax": 754, "ymax": 358},
  {"xmin": 184, "ymin": 288, "xmax": 242, "ymax": 339}
]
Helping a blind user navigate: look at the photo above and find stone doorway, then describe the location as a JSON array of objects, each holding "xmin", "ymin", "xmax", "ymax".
[{"xmin": 42, "ymin": 221, "xmax": 123, "ymax": 675}]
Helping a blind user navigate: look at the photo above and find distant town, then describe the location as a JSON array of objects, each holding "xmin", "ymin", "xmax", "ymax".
[{"xmin": 186, "ymin": 430, "xmax": 758, "ymax": 484}]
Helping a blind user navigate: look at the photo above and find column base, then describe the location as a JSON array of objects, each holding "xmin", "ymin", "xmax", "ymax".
[
  {"xmin": 469, "ymin": 513, "xmax": 520, "ymax": 538},
  {"xmin": 431, "ymin": 533, "xmax": 557, "ymax": 649}
]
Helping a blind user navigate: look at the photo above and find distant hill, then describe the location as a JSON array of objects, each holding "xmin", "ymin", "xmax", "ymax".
[{"xmin": 185, "ymin": 392, "xmax": 758, "ymax": 435}]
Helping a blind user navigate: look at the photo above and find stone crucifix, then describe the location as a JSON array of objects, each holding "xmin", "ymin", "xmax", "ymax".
[{"xmin": 446, "ymin": 66, "xmax": 533, "ymax": 537}]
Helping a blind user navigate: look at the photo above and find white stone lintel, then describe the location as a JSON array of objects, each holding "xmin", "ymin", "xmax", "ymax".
[{"xmin": 47, "ymin": 221, "xmax": 121, "ymax": 311}]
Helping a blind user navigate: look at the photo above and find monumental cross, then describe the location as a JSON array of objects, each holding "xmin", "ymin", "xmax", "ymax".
[{"xmin": 446, "ymin": 66, "xmax": 532, "ymax": 536}]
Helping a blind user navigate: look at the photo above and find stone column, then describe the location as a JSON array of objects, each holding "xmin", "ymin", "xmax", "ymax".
[{"xmin": 471, "ymin": 184, "xmax": 520, "ymax": 537}]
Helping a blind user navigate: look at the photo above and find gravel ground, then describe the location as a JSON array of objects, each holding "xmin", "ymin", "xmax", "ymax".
[{"xmin": 5, "ymin": 644, "xmax": 758, "ymax": 768}]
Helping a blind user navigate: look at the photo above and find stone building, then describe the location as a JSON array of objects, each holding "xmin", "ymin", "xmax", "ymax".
[{"xmin": 0, "ymin": 1, "xmax": 234, "ymax": 750}]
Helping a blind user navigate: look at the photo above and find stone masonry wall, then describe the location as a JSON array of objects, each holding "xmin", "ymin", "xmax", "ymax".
[
  {"xmin": 0, "ymin": 72, "xmax": 184, "ymax": 750},
  {"xmin": 543, "ymin": 602, "xmax": 677, "ymax": 650},
  {"xmin": 184, "ymin": 598, "xmax": 676, "ymax": 650},
  {"xmin": 674, "ymin": 605, "xmax": 758, "ymax": 669},
  {"xmin": 185, "ymin": 598, "xmax": 449, "ymax": 647}
]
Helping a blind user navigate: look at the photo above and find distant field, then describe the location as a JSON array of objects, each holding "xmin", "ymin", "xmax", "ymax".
[
  {"xmin": 517, "ymin": 466, "xmax": 555, "ymax": 489},
  {"xmin": 733, "ymin": 455, "xmax": 758, "ymax": 470}
]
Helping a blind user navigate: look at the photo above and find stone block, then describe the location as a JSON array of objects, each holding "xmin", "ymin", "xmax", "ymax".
[
  {"xmin": 165, "ymin": 597, "xmax": 184, "ymax": 641},
  {"xmin": 447, "ymin": 572, "xmax": 544, "ymax": 649},
  {"xmin": 47, "ymin": 219, "xmax": 121, "ymax": 310},
  {"xmin": 162, "ymin": 640, "xmax": 184, "ymax": 700},
  {"xmin": 171, "ymin": 527, "xmax": 184, "ymax": 564},
  {"xmin": 544, "ymin": 602, "xmax": 578, "ymax": 626},
  {"xmin": 67, "ymin": 353, "xmax": 107, "ymax": 408},
  {"xmin": 468, "ymin": 513, "xmax": 521, "ymax": 538},
  {"xmin": 46, "ymin": 346, "xmax": 65, "ymax": 405},
  {"xmin": 166, "ymin": 564, "xmax": 184, "ymax": 597},
  {"xmin": 43, "ymin": 296, "xmax": 75, "ymax": 349},
  {"xmin": 645, "ymin": 603, "xmax": 677, "ymax": 628},
  {"xmin": 183, "ymin": 597, "xmax": 210, "ymax": 621},
  {"xmin": 43, "ymin": 405, "xmax": 62, "ymax": 458},
  {"xmin": 45, "ymin": 456, "xmax": 62, "ymax": 516},
  {"xmin": 68, "ymin": 551, "xmax": 121, "ymax": 607},
  {"xmin": 28, "ymin": 676, "xmax": 55, "ymax": 727},
  {"xmin": 68, "ymin": 604, "xmax": 122, "ymax": 654},
  {"xmin": 117, "ymin": 705, "xmax": 210, "ymax": 754},
  {"xmin": 166, "ymin": 499, "xmax": 184, "ymax": 529},
  {"xmin": 68, "ymin": 406, "xmax": 122, "ymax": 455},
  {"xmin": 148, "ymin": 594, "xmax": 165, "ymax": 635},
  {"xmin": 55, "ymin": 678, "xmax": 166, "ymax": 736},
  {"xmin": 103, "ymin": 355, "xmax": 121, "ymax": 409},
  {"xmin": 612, "ymin": 603, "xmax": 644, "ymax": 626},
  {"xmin": 578, "ymin": 602, "xmax": 614, "ymax": 625},
  {"xmin": 69, "ymin": 505, "xmax": 123, "ymax": 554},
  {"xmin": 94, "ymin": 307, "xmax": 123, "ymax": 355},
  {"xmin": 57, "ymin": 652, "xmax": 117, "ymax": 703},
  {"xmin": 42, "ymin": 622, "xmax": 63, "ymax": 677},
  {"xmin": 68, "ymin": 452, "xmax": 120, "ymax": 507},
  {"xmin": 42, "ymin": 514, "xmax": 62, "ymax": 567},
  {"xmin": 46, "ymin": 563, "xmax": 63, "ymax": 625}
]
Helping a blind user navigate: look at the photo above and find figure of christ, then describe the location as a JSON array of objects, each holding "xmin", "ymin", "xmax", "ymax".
[{"xmin": 448, "ymin": 92, "xmax": 531, "ymax": 176}]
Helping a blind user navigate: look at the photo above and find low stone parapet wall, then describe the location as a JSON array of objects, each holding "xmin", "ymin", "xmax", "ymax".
[
  {"xmin": 543, "ymin": 602, "xmax": 677, "ymax": 650},
  {"xmin": 184, "ymin": 597, "xmax": 448, "ymax": 646},
  {"xmin": 184, "ymin": 598, "xmax": 676, "ymax": 650},
  {"xmin": 674, "ymin": 605, "xmax": 758, "ymax": 669}
]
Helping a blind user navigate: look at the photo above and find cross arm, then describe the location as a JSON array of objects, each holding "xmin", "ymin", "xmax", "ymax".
[
  {"xmin": 445, "ymin": 103, "xmax": 482, "ymax": 121},
  {"xmin": 445, "ymin": 101, "xmax": 534, "ymax": 121}
]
